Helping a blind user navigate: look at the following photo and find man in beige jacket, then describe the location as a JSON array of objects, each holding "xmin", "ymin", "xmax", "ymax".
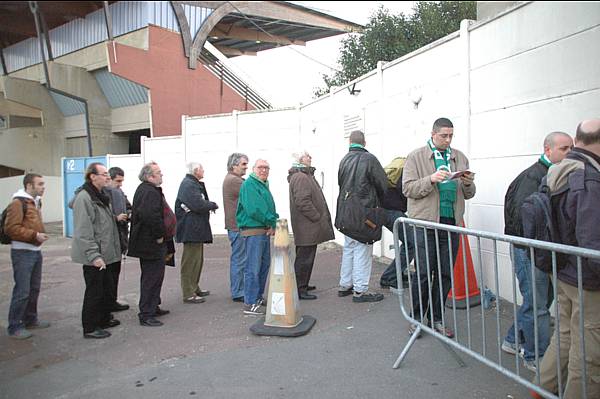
[{"xmin": 402, "ymin": 117, "xmax": 476, "ymax": 338}]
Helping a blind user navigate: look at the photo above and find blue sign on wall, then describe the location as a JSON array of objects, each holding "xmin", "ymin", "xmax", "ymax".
[{"xmin": 62, "ymin": 156, "xmax": 107, "ymax": 237}]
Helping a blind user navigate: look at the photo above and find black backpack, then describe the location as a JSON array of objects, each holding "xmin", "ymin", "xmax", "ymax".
[
  {"xmin": 520, "ymin": 179, "xmax": 568, "ymax": 273},
  {"xmin": 0, "ymin": 198, "xmax": 28, "ymax": 244}
]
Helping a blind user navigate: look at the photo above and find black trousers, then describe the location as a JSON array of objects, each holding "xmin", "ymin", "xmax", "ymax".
[
  {"xmin": 411, "ymin": 218, "xmax": 459, "ymax": 323},
  {"xmin": 294, "ymin": 245, "xmax": 317, "ymax": 293},
  {"xmin": 107, "ymin": 261, "xmax": 121, "ymax": 306},
  {"xmin": 139, "ymin": 257, "xmax": 166, "ymax": 321},
  {"xmin": 82, "ymin": 264, "xmax": 116, "ymax": 333}
]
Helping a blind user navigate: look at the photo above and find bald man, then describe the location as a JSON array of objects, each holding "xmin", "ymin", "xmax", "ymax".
[{"xmin": 536, "ymin": 119, "xmax": 600, "ymax": 399}]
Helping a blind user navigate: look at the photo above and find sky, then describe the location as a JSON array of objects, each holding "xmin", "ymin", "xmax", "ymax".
[{"xmin": 227, "ymin": 1, "xmax": 416, "ymax": 108}]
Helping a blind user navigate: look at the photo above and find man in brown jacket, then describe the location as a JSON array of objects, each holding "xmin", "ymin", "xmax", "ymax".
[
  {"xmin": 222, "ymin": 153, "xmax": 249, "ymax": 302},
  {"xmin": 5, "ymin": 173, "xmax": 49, "ymax": 340},
  {"xmin": 403, "ymin": 117, "xmax": 476, "ymax": 338},
  {"xmin": 287, "ymin": 151, "xmax": 335, "ymax": 300}
]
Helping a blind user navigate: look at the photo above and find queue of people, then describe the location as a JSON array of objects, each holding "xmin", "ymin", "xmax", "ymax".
[{"xmin": 4, "ymin": 117, "xmax": 599, "ymax": 398}]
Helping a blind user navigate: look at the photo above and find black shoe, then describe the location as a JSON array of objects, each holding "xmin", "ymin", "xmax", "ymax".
[
  {"xmin": 84, "ymin": 328, "xmax": 111, "ymax": 339},
  {"xmin": 232, "ymin": 296, "xmax": 244, "ymax": 302},
  {"xmin": 299, "ymin": 292, "xmax": 317, "ymax": 300},
  {"xmin": 100, "ymin": 319, "xmax": 121, "ymax": 329},
  {"xmin": 195, "ymin": 289, "xmax": 210, "ymax": 297},
  {"xmin": 352, "ymin": 291, "xmax": 384, "ymax": 303},
  {"xmin": 338, "ymin": 286, "xmax": 354, "ymax": 297},
  {"xmin": 380, "ymin": 280, "xmax": 398, "ymax": 289},
  {"xmin": 307, "ymin": 285, "xmax": 316, "ymax": 291},
  {"xmin": 111, "ymin": 302, "xmax": 130, "ymax": 312},
  {"xmin": 155, "ymin": 307, "xmax": 170, "ymax": 317},
  {"xmin": 140, "ymin": 318, "xmax": 163, "ymax": 327}
]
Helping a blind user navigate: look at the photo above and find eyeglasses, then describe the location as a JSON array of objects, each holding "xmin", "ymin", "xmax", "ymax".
[{"xmin": 256, "ymin": 166, "xmax": 270, "ymax": 170}]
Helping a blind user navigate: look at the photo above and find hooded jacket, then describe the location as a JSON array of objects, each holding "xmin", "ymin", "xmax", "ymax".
[
  {"xmin": 70, "ymin": 183, "xmax": 121, "ymax": 265},
  {"xmin": 5, "ymin": 189, "xmax": 45, "ymax": 249},
  {"xmin": 546, "ymin": 148, "xmax": 600, "ymax": 290},
  {"xmin": 287, "ymin": 166, "xmax": 334, "ymax": 246}
]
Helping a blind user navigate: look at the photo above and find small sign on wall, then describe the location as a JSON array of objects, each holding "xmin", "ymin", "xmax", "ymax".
[{"xmin": 343, "ymin": 112, "xmax": 364, "ymax": 137}]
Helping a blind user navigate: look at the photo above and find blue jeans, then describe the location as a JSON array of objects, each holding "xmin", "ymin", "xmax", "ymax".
[
  {"xmin": 8, "ymin": 249, "xmax": 43, "ymax": 334},
  {"xmin": 227, "ymin": 230, "xmax": 246, "ymax": 299},
  {"xmin": 244, "ymin": 234, "xmax": 270, "ymax": 305},
  {"xmin": 339, "ymin": 236, "xmax": 373, "ymax": 293},
  {"xmin": 504, "ymin": 246, "xmax": 552, "ymax": 361}
]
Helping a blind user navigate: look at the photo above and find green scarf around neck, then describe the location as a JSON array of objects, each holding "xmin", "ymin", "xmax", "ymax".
[
  {"xmin": 428, "ymin": 138, "xmax": 456, "ymax": 219},
  {"xmin": 539, "ymin": 154, "xmax": 552, "ymax": 168}
]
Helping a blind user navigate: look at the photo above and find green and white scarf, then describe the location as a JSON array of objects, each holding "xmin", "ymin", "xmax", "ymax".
[
  {"xmin": 539, "ymin": 154, "xmax": 552, "ymax": 168},
  {"xmin": 428, "ymin": 138, "xmax": 456, "ymax": 219}
]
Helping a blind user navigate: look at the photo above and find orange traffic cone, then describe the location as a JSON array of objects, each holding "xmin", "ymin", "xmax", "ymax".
[
  {"xmin": 250, "ymin": 219, "xmax": 316, "ymax": 337},
  {"xmin": 447, "ymin": 223, "xmax": 481, "ymax": 309}
]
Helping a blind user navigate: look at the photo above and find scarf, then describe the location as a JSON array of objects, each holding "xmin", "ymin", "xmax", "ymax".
[
  {"xmin": 428, "ymin": 138, "xmax": 456, "ymax": 219},
  {"xmin": 83, "ymin": 182, "xmax": 110, "ymax": 208},
  {"xmin": 349, "ymin": 143, "xmax": 364, "ymax": 149},
  {"xmin": 539, "ymin": 154, "xmax": 552, "ymax": 168}
]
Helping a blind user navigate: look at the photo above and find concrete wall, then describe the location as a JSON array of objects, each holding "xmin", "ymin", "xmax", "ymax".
[{"xmin": 0, "ymin": 176, "xmax": 63, "ymax": 223}]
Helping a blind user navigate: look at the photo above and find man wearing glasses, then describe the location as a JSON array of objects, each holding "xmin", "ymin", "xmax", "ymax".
[
  {"xmin": 403, "ymin": 118, "xmax": 476, "ymax": 339},
  {"xmin": 71, "ymin": 163, "xmax": 121, "ymax": 339},
  {"xmin": 236, "ymin": 159, "xmax": 279, "ymax": 315}
]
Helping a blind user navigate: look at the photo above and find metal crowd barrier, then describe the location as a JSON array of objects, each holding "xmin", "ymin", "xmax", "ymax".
[{"xmin": 391, "ymin": 217, "xmax": 600, "ymax": 399}]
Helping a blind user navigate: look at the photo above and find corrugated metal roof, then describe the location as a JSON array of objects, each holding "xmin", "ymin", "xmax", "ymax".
[
  {"xmin": 94, "ymin": 69, "xmax": 148, "ymax": 108},
  {"xmin": 49, "ymin": 91, "xmax": 85, "ymax": 117}
]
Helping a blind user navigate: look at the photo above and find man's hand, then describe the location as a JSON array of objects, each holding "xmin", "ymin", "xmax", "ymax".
[
  {"xmin": 156, "ymin": 237, "xmax": 164, "ymax": 244},
  {"xmin": 116, "ymin": 213, "xmax": 128, "ymax": 222},
  {"xmin": 430, "ymin": 169, "xmax": 450, "ymax": 184},
  {"xmin": 460, "ymin": 171, "xmax": 475, "ymax": 187},
  {"xmin": 36, "ymin": 233, "xmax": 49, "ymax": 243},
  {"xmin": 92, "ymin": 257, "xmax": 106, "ymax": 270}
]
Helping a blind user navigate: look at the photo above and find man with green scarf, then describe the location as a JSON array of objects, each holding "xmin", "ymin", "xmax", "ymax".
[
  {"xmin": 403, "ymin": 117, "xmax": 476, "ymax": 338},
  {"xmin": 502, "ymin": 131, "xmax": 572, "ymax": 372}
]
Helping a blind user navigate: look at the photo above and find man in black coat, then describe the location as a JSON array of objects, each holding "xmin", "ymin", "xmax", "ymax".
[
  {"xmin": 128, "ymin": 162, "xmax": 173, "ymax": 327},
  {"xmin": 175, "ymin": 163, "xmax": 218, "ymax": 304},
  {"xmin": 335, "ymin": 130, "xmax": 388, "ymax": 303},
  {"xmin": 501, "ymin": 131, "xmax": 572, "ymax": 372}
]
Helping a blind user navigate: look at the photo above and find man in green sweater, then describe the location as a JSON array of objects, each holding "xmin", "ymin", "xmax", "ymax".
[{"xmin": 236, "ymin": 159, "xmax": 279, "ymax": 315}]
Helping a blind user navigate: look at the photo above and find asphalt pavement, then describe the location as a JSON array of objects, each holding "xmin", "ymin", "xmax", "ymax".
[{"xmin": 0, "ymin": 223, "xmax": 532, "ymax": 398}]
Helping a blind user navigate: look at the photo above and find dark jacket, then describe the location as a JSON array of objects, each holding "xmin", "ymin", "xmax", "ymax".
[
  {"xmin": 105, "ymin": 185, "xmax": 131, "ymax": 254},
  {"xmin": 128, "ymin": 181, "xmax": 166, "ymax": 260},
  {"xmin": 287, "ymin": 166, "xmax": 335, "ymax": 246},
  {"xmin": 381, "ymin": 170, "xmax": 407, "ymax": 212},
  {"xmin": 504, "ymin": 160, "xmax": 549, "ymax": 236},
  {"xmin": 547, "ymin": 148, "xmax": 600, "ymax": 290},
  {"xmin": 337, "ymin": 147, "xmax": 388, "ymax": 210},
  {"xmin": 175, "ymin": 174, "xmax": 218, "ymax": 244}
]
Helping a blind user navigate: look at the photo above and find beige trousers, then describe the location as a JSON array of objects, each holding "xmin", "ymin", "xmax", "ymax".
[{"xmin": 180, "ymin": 243, "xmax": 204, "ymax": 299}]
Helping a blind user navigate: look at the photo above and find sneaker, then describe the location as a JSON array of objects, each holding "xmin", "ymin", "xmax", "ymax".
[
  {"xmin": 432, "ymin": 321, "xmax": 455, "ymax": 338},
  {"xmin": 338, "ymin": 286, "xmax": 354, "ymax": 297},
  {"xmin": 522, "ymin": 358, "xmax": 537, "ymax": 373},
  {"xmin": 183, "ymin": 295, "xmax": 205, "ymax": 304},
  {"xmin": 257, "ymin": 297, "xmax": 267, "ymax": 307},
  {"xmin": 195, "ymin": 289, "xmax": 210, "ymax": 297},
  {"xmin": 9, "ymin": 328, "xmax": 33, "ymax": 340},
  {"xmin": 352, "ymin": 291, "xmax": 384, "ymax": 303},
  {"xmin": 501, "ymin": 340, "xmax": 518, "ymax": 355},
  {"xmin": 243, "ymin": 303, "xmax": 266, "ymax": 315},
  {"xmin": 26, "ymin": 320, "xmax": 50, "ymax": 330},
  {"xmin": 407, "ymin": 323, "xmax": 422, "ymax": 339}
]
